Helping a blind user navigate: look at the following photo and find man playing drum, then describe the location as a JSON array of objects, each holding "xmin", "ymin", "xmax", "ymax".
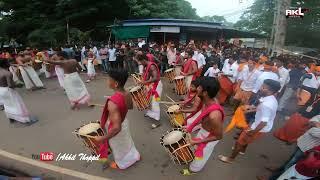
[
  {"xmin": 180, "ymin": 51, "xmax": 198, "ymax": 92},
  {"xmin": 0, "ymin": 59, "xmax": 38, "ymax": 124},
  {"xmin": 181, "ymin": 77, "xmax": 224, "ymax": 175},
  {"xmin": 44, "ymin": 51, "xmax": 91, "ymax": 110},
  {"xmin": 95, "ymin": 69, "xmax": 140, "ymax": 170},
  {"xmin": 137, "ymin": 54, "xmax": 163, "ymax": 129}
]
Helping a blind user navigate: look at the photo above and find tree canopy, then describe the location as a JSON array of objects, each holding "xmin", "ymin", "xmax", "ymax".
[
  {"xmin": 234, "ymin": 0, "xmax": 320, "ymax": 48},
  {"xmin": 0, "ymin": 0, "xmax": 198, "ymax": 47}
]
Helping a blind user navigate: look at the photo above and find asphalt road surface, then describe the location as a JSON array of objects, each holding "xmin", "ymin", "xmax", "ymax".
[{"xmin": 0, "ymin": 73, "xmax": 295, "ymax": 180}]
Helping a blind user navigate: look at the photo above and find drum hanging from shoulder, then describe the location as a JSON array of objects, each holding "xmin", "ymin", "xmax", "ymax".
[
  {"xmin": 174, "ymin": 76, "xmax": 187, "ymax": 95},
  {"xmin": 160, "ymin": 128, "xmax": 194, "ymax": 165},
  {"xmin": 74, "ymin": 121, "xmax": 105, "ymax": 155},
  {"xmin": 164, "ymin": 68, "xmax": 175, "ymax": 83},
  {"xmin": 129, "ymin": 86, "xmax": 150, "ymax": 111},
  {"xmin": 167, "ymin": 105, "xmax": 185, "ymax": 127}
]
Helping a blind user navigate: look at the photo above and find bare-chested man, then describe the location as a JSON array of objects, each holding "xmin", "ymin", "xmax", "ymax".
[
  {"xmin": 13, "ymin": 53, "xmax": 44, "ymax": 90},
  {"xmin": 0, "ymin": 59, "xmax": 37, "ymax": 124},
  {"xmin": 137, "ymin": 54, "xmax": 163, "ymax": 128},
  {"xmin": 44, "ymin": 51, "xmax": 91, "ymax": 110},
  {"xmin": 181, "ymin": 50, "xmax": 198, "ymax": 92},
  {"xmin": 181, "ymin": 76, "xmax": 224, "ymax": 175}
]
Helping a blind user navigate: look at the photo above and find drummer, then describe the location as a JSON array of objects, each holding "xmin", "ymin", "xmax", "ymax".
[
  {"xmin": 181, "ymin": 77, "xmax": 224, "ymax": 175},
  {"xmin": 180, "ymin": 51, "xmax": 198, "ymax": 92},
  {"xmin": 175, "ymin": 79, "xmax": 202, "ymax": 132},
  {"xmin": 95, "ymin": 69, "xmax": 140, "ymax": 170},
  {"xmin": 137, "ymin": 54, "xmax": 163, "ymax": 129}
]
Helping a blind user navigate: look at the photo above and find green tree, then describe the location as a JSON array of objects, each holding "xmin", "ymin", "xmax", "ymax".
[
  {"xmin": 234, "ymin": 0, "xmax": 320, "ymax": 48},
  {"xmin": 202, "ymin": 15, "xmax": 233, "ymax": 27}
]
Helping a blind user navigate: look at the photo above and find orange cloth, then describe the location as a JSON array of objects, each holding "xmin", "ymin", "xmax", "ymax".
[
  {"xmin": 316, "ymin": 66, "xmax": 320, "ymax": 72},
  {"xmin": 224, "ymin": 106, "xmax": 249, "ymax": 133},
  {"xmin": 273, "ymin": 113, "xmax": 309, "ymax": 143},
  {"xmin": 234, "ymin": 89, "xmax": 253, "ymax": 105},
  {"xmin": 217, "ymin": 75, "xmax": 234, "ymax": 104},
  {"xmin": 237, "ymin": 129, "xmax": 264, "ymax": 145}
]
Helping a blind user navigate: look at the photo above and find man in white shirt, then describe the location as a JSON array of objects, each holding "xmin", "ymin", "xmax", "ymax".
[
  {"xmin": 167, "ymin": 44, "xmax": 176, "ymax": 67},
  {"xmin": 276, "ymin": 60, "xmax": 290, "ymax": 93},
  {"xmin": 234, "ymin": 59, "xmax": 261, "ymax": 105},
  {"xmin": 192, "ymin": 48, "xmax": 206, "ymax": 70},
  {"xmin": 218, "ymin": 56, "xmax": 239, "ymax": 104},
  {"xmin": 219, "ymin": 79, "xmax": 281, "ymax": 163},
  {"xmin": 252, "ymin": 61, "xmax": 280, "ymax": 94},
  {"xmin": 204, "ymin": 62, "xmax": 220, "ymax": 77},
  {"xmin": 108, "ymin": 44, "xmax": 117, "ymax": 69},
  {"xmin": 138, "ymin": 39, "xmax": 146, "ymax": 48}
]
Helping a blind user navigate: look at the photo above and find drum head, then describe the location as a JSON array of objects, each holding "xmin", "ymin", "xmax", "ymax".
[
  {"xmin": 175, "ymin": 75, "xmax": 185, "ymax": 80},
  {"xmin": 78, "ymin": 123, "xmax": 101, "ymax": 135},
  {"xmin": 163, "ymin": 130, "xmax": 183, "ymax": 145},
  {"xmin": 167, "ymin": 105, "xmax": 180, "ymax": 113},
  {"xmin": 129, "ymin": 86, "xmax": 141, "ymax": 92},
  {"xmin": 165, "ymin": 68, "xmax": 174, "ymax": 73}
]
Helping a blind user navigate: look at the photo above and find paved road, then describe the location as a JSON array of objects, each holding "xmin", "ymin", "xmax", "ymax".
[{"xmin": 0, "ymin": 74, "xmax": 295, "ymax": 180}]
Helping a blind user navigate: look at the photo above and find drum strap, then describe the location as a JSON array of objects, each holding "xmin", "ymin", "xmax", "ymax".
[
  {"xmin": 186, "ymin": 103, "xmax": 224, "ymax": 160},
  {"xmin": 143, "ymin": 62, "xmax": 161, "ymax": 101},
  {"xmin": 99, "ymin": 92, "xmax": 128, "ymax": 159},
  {"xmin": 186, "ymin": 103, "xmax": 224, "ymax": 133}
]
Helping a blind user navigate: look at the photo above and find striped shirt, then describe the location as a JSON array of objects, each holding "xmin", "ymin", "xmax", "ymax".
[{"xmin": 297, "ymin": 115, "xmax": 320, "ymax": 152}]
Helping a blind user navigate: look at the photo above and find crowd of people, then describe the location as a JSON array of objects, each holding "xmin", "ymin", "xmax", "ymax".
[{"xmin": 0, "ymin": 38, "xmax": 319, "ymax": 179}]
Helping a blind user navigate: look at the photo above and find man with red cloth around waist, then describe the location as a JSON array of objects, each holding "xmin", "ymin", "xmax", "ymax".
[
  {"xmin": 180, "ymin": 50, "xmax": 198, "ymax": 93},
  {"xmin": 180, "ymin": 77, "xmax": 224, "ymax": 175},
  {"xmin": 95, "ymin": 69, "xmax": 140, "ymax": 169},
  {"xmin": 137, "ymin": 54, "xmax": 163, "ymax": 129}
]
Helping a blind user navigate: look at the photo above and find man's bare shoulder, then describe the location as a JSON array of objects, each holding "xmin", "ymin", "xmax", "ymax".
[{"xmin": 209, "ymin": 110, "xmax": 223, "ymax": 123}]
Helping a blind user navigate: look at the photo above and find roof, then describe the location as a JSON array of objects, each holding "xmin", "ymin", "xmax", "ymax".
[
  {"xmin": 120, "ymin": 19, "xmax": 266, "ymax": 38},
  {"xmin": 122, "ymin": 19, "xmax": 223, "ymax": 29}
]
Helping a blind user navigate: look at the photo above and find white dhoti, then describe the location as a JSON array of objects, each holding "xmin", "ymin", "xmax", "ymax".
[
  {"xmin": 146, "ymin": 80, "xmax": 163, "ymax": 121},
  {"xmin": 108, "ymin": 118, "xmax": 140, "ymax": 169},
  {"xmin": 9, "ymin": 66, "xmax": 23, "ymax": 84},
  {"xmin": 175, "ymin": 66, "xmax": 182, "ymax": 76},
  {"xmin": 55, "ymin": 66, "xmax": 64, "ymax": 88},
  {"xmin": 189, "ymin": 127, "xmax": 219, "ymax": 172},
  {"xmin": 63, "ymin": 72, "xmax": 90, "ymax": 105},
  {"xmin": 185, "ymin": 75, "xmax": 193, "ymax": 90},
  {"xmin": 87, "ymin": 60, "xmax": 96, "ymax": 78},
  {"xmin": 40, "ymin": 64, "xmax": 55, "ymax": 78},
  {"xmin": 19, "ymin": 66, "xmax": 44, "ymax": 89},
  {"xmin": 277, "ymin": 165, "xmax": 311, "ymax": 180},
  {"xmin": 138, "ymin": 65, "xmax": 144, "ymax": 74},
  {"xmin": 186, "ymin": 110, "xmax": 202, "ymax": 132},
  {"xmin": 0, "ymin": 87, "xmax": 31, "ymax": 123}
]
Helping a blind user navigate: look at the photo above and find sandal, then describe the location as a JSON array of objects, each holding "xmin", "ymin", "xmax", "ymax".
[
  {"xmin": 110, "ymin": 161, "xmax": 119, "ymax": 169},
  {"xmin": 180, "ymin": 169, "xmax": 196, "ymax": 176},
  {"xmin": 218, "ymin": 155, "xmax": 234, "ymax": 164}
]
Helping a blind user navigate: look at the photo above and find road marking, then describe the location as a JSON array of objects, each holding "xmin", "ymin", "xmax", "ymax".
[{"xmin": 0, "ymin": 149, "xmax": 111, "ymax": 180}]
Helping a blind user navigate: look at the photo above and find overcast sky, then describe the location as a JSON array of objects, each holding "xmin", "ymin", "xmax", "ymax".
[{"xmin": 186, "ymin": 0, "xmax": 254, "ymax": 23}]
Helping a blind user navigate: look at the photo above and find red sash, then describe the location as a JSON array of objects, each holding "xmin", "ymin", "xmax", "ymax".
[
  {"xmin": 182, "ymin": 58, "xmax": 198, "ymax": 80},
  {"xmin": 186, "ymin": 103, "xmax": 224, "ymax": 159},
  {"xmin": 146, "ymin": 53, "xmax": 154, "ymax": 62},
  {"xmin": 99, "ymin": 92, "xmax": 128, "ymax": 158},
  {"xmin": 184, "ymin": 102, "xmax": 203, "ymax": 125},
  {"xmin": 143, "ymin": 62, "xmax": 161, "ymax": 100}
]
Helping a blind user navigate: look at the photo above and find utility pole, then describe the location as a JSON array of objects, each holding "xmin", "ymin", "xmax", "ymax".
[
  {"xmin": 268, "ymin": 0, "xmax": 278, "ymax": 55},
  {"xmin": 272, "ymin": 0, "xmax": 292, "ymax": 56}
]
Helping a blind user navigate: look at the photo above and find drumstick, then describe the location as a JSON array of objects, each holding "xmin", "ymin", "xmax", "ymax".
[
  {"xmin": 158, "ymin": 101, "xmax": 177, "ymax": 105},
  {"xmin": 166, "ymin": 94, "xmax": 176, "ymax": 103},
  {"xmin": 88, "ymin": 103, "xmax": 105, "ymax": 107},
  {"xmin": 132, "ymin": 74, "xmax": 143, "ymax": 83}
]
